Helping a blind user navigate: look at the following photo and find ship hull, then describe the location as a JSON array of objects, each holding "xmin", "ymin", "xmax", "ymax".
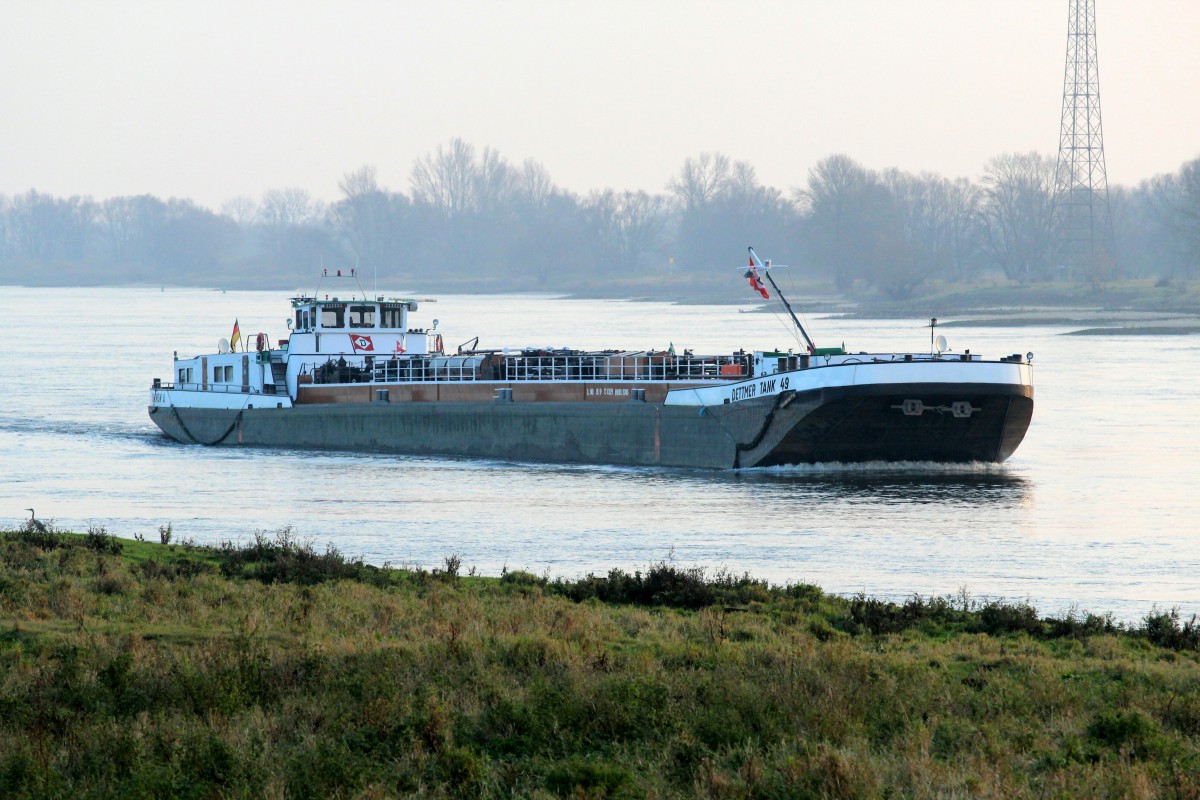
[{"xmin": 148, "ymin": 381, "xmax": 1033, "ymax": 469}]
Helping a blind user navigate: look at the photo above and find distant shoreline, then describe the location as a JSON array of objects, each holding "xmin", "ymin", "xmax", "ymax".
[{"xmin": 9, "ymin": 278, "xmax": 1200, "ymax": 332}]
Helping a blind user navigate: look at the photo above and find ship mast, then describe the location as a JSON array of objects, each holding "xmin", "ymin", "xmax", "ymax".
[{"xmin": 748, "ymin": 246, "xmax": 815, "ymax": 353}]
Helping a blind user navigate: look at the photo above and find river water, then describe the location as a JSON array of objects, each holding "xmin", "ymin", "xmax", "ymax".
[{"xmin": 2, "ymin": 285, "xmax": 1197, "ymax": 621}]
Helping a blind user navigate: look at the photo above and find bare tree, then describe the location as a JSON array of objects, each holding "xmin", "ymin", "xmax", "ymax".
[
  {"xmin": 513, "ymin": 158, "xmax": 556, "ymax": 211},
  {"xmin": 872, "ymin": 170, "xmax": 983, "ymax": 295},
  {"xmin": 667, "ymin": 152, "xmax": 732, "ymax": 211},
  {"xmin": 1172, "ymin": 157, "xmax": 1200, "ymax": 269},
  {"xmin": 410, "ymin": 138, "xmax": 514, "ymax": 220},
  {"xmin": 338, "ymin": 165, "xmax": 380, "ymax": 199},
  {"xmin": 409, "ymin": 139, "xmax": 520, "ymax": 274},
  {"xmin": 220, "ymin": 195, "xmax": 258, "ymax": 226},
  {"xmin": 583, "ymin": 189, "xmax": 668, "ymax": 274},
  {"xmin": 944, "ymin": 177, "xmax": 984, "ymax": 281},
  {"xmin": 253, "ymin": 188, "xmax": 336, "ymax": 275},
  {"xmin": 977, "ymin": 152, "xmax": 1057, "ymax": 282},
  {"xmin": 258, "ymin": 188, "xmax": 317, "ymax": 228},
  {"xmin": 3, "ymin": 190, "xmax": 95, "ymax": 263},
  {"xmin": 473, "ymin": 146, "xmax": 514, "ymax": 213},
  {"xmin": 795, "ymin": 155, "xmax": 889, "ymax": 290},
  {"xmin": 94, "ymin": 195, "xmax": 166, "ymax": 267},
  {"xmin": 411, "ymin": 138, "xmax": 475, "ymax": 218},
  {"xmin": 331, "ymin": 166, "xmax": 417, "ymax": 276}
]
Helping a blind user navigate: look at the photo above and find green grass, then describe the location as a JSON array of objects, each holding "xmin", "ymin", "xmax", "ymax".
[{"xmin": 2, "ymin": 525, "xmax": 1199, "ymax": 798}]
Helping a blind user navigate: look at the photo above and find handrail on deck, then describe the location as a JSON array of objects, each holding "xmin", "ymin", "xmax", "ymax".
[{"xmin": 308, "ymin": 351, "xmax": 750, "ymax": 386}]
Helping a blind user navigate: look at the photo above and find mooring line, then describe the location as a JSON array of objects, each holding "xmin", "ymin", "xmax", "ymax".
[
  {"xmin": 168, "ymin": 404, "xmax": 245, "ymax": 446},
  {"xmin": 732, "ymin": 390, "xmax": 794, "ymax": 469}
]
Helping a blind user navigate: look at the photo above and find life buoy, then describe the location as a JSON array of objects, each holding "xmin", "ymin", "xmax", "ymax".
[
  {"xmin": 255, "ymin": 332, "xmax": 267, "ymax": 352},
  {"xmin": 434, "ymin": 334, "xmax": 443, "ymax": 353}
]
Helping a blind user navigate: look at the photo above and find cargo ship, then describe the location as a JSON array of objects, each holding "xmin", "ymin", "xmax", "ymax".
[{"xmin": 148, "ymin": 249, "xmax": 1034, "ymax": 468}]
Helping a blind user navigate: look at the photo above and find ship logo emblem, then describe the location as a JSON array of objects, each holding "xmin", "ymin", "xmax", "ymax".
[{"xmin": 349, "ymin": 334, "xmax": 375, "ymax": 352}]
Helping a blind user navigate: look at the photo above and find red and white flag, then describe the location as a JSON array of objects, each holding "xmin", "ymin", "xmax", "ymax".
[
  {"xmin": 746, "ymin": 267, "xmax": 769, "ymax": 300},
  {"xmin": 349, "ymin": 334, "xmax": 374, "ymax": 352}
]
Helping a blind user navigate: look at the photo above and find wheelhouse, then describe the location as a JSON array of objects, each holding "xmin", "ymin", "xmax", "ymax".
[{"xmin": 290, "ymin": 296, "xmax": 419, "ymax": 334}]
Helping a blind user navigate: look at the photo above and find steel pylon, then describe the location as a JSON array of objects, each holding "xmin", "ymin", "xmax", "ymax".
[{"xmin": 1053, "ymin": 0, "xmax": 1116, "ymax": 280}]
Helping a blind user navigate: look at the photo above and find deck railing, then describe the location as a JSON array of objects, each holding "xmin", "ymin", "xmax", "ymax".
[
  {"xmin": 162, "ymin": 382, "xmax": 252, "ymax": 394},
  {"xmin": 307, "ymin": 352, "xmax": 750, "ymax": 386}
]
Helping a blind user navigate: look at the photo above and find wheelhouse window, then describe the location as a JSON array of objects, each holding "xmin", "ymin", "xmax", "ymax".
[
  {"xmin": 320, "ymin": 304, "xmax": 346, "ymax": 328},
  {"xmin": 349, "ymin": 305, "xmax": 376, "ymax": 328},
  {"xmin": 380, "ymin": 304, "xmax": 405, "ymax": 329}
]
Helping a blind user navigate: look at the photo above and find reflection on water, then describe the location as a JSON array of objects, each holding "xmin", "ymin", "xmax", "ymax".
[{"xmin": 728, "ymin": 462, "xmax": 1030, "ymax": 507}]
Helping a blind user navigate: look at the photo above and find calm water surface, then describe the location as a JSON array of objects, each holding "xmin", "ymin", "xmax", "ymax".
[{"xmin": 2, "ymin": 285, "xmax": 1197, "ymax": 621}]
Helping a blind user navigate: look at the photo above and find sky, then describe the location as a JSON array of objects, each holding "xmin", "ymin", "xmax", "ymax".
[{"xmin": 2, "ymin": 0, "xmax": 1197, "ymax": 210}]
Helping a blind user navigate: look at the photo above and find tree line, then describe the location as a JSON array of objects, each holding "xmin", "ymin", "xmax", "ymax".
[{"xmin": 2, "ymin": 139, "xmax": 1197, "ymax": 297}]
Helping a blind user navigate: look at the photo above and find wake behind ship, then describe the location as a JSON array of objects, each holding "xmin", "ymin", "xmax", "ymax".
[{"xmin": 148, "ymin": 249, "xmax": 1034, "ymax": 469}]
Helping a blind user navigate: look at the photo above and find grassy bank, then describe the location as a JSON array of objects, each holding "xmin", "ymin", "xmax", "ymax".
[
  {"xmin": 853, "ymin": 279, "xmax": 1200, "ymax": 320},
  {"xmin": 2, "ymin": 526, "xmax": 1199, "ymax": 799}
]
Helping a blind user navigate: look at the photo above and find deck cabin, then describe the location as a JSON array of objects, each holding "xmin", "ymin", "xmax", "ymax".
[{"xmin": 158, "ymin": 293, "xmax": 432, "ymax": 410}]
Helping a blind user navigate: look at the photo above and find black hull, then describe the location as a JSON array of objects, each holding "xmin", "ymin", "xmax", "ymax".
[
  {"xmin": 747, "ymin": 382, "xmax": 1034, "ymax": 467},
  {"xmin": 149, "ymin": 382, "xmax": 1032, "ymax": 469}
]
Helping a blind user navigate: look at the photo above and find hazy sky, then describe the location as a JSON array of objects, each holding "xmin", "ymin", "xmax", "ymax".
[{"xmin": 2, "ymin": 0, "xmax": 1197, "ymax": 209}]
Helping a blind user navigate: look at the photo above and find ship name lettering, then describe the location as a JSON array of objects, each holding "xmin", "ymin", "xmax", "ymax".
[
  {"xmin": 759, "ymin": 379, "xmax": 777, "ymax": 394},
  {"xmin": 731, "ymin": 384, "xmax": 756, "ymax": 402}
]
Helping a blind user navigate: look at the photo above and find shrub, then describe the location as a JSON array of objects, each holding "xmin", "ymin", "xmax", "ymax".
[
  {"xmin": 550, "ymin": 562, "xmax": 767, "ymax": 610},
  {"xmin": 217, "ymin": 527, "xmax": 382, "ymax": 586},
  {"xmin": 1139, "ymin": 608, "xmax": 1200, "ymax": 652},
  {"xmin": 139, "ymin": 558, "xmax": 214, "ymax": 581},
  {"xmin": 844, "ymin": 593, "xmax": 965, "ymax": 636},
  {"xmin": 544, "ymin": 756, "xmax": 631, "ymax": 797},
  {"xmin": 972, "ymin": 600, "xmax": 1043, "ymax": 637},
  {"xmin": 84, "ymin": 524, "xmax": 123, "ymax": 555},
  {"xmin": 1045, "ymin": 609, "xmax": 1118, "ymax": 640},
  {"xmin": 1087, "ymin": 710, "xmax": 1165, "ymax": 760},
  {"xmin": 500, "ymin": 570, "xmax": 544, "ymax": 587},
  {"xmin": 13, "ymin": 520, "xmax": 63, "ymax": 550}
]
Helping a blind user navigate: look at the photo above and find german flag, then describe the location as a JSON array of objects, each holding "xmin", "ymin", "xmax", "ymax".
[{"xmin": 230, "ymin": 319, "xmax": 242, "ymax": 351}]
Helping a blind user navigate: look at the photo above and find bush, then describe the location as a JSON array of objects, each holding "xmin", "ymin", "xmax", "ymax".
[
  {"xmin": 844, "ymin": 593, "xmax": 965, "ymax": 636},
  {"xmin": 1139, "ymin": 608, "xmax": 1200, "ymax": 652},
  {"xmin": 13, "ymin": 520, "xmax": 63, "ymax": 550},
  {"xmin": 139, "ymin": 558, "xmax": 214, "ymax": 581},
  {"xmin": 544, "ymin": 756, "xmax": 631, "ymax": 797},
  {"xmin": 1087, "ymin": 710, "xmax": 1166, "ymax": 759},
  {"xmin": 84, "ymin": 524, "xmax": 123, "ymax": 555},
  {"xmin": 500, "ymin": 570, "xmax": 545, "ymax": 588},
  {"xmin": 1045, "ymin": 610, "xmax": 1119, "ymax": 640},
  {"xmin": 550, "ymin": 562, "xmax": 767, "ymax": 610},
  {"xmin": 217, "ymin": 527, "xmax": 382, "ymax": 586},
  {"xmin": 972, "ymin": 600, "xmax": 1043, "ymax": 637}
]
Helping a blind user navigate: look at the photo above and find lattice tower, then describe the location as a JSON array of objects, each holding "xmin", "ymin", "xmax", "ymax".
[{"xmin": 1053, "ymin": 0, "xmax": 1116, "ymax": 278}]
